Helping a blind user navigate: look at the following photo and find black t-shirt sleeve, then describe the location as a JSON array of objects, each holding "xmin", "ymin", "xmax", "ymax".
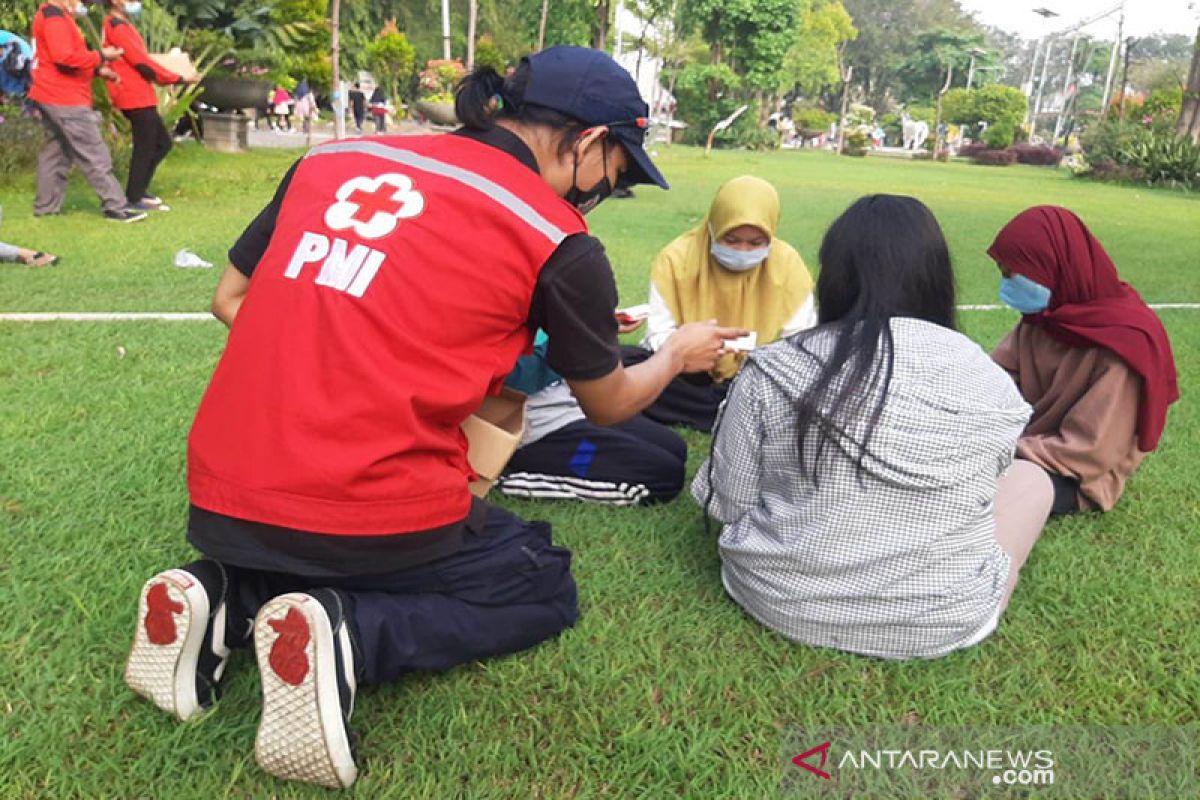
[
  {"xmin": 528, "ymin": 233, "xmax": 621, "ymax": 381},
  {"xmin": 228, "ymin": 159, "xmax": 301, "ymax": 277}
]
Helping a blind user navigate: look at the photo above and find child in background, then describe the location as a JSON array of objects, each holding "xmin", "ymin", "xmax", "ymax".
[{"xmin": 271, "ymin": 84, "xmax": 292, "ymax": 131}]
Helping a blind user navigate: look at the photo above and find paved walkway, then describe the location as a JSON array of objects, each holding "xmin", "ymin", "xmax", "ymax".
[{"xmin": 243, "ymin": 119, "xmax": 435, "ymax": 149}]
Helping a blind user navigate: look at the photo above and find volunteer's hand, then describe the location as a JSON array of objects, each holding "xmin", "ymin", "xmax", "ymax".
[
  {"xmin": 98, "ymin": 65, "xmax": 119, "ymax": 82},
  {"xmin": 660, "ymin": 320, "xmax": 750, "ymax": 374},
  {"xmin": 101, "ymin": 46, "xmax": 123, "ymax": 61}
]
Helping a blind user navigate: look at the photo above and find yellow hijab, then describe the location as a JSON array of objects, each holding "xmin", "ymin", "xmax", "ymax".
[{"xmin": 650, "ymin": 175, "xmax": 814, "ymax": 381}]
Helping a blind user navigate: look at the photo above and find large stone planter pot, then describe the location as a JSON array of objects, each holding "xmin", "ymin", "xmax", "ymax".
[
  {"xmin": 414, "ymin": 100, "xmax": 458, "ymax": 126},
  {"xmin": 198, "ymin": 77, "xmax": 272, "ymax": 111},
  {"xmin": 200, "ymin": 111, "xmax": 250, "ymax": 153}
]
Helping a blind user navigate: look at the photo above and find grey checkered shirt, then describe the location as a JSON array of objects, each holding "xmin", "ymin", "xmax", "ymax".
[{"xmin": 692, "ymin": 318, "xmax": 1032, "ymax": 659}]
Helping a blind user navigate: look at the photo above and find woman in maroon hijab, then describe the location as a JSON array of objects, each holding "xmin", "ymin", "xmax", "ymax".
[{"xmin": 988, "ymin": 205, "xmax": 1178, "ymax": 514}]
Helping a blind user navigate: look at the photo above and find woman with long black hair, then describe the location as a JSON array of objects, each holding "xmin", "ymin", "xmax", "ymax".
[
  {"xmin": 102, "ymin": 0, "xmax": 195, "ymax": 211},
  {"xmin": 123, "ymin": 46, "xmax": 741, "ymax": 789},
  {"xmin": 694, "ymin": 195, "xmax": 1053, "ymax": 660}
]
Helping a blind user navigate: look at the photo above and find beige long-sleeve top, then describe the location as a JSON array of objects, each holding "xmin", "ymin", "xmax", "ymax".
[{"xmin": 992, "ymin": 323, "xmax": 1145, "ymax": 511}]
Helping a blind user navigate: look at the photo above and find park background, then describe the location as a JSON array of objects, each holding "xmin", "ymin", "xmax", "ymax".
[{"xmin": 2, "ymin": 0, "xmax": 1199, "ymax": 797}]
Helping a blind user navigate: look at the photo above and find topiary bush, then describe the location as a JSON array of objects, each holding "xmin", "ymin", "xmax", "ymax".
[
  {"xmin": 972, "ymin": 148, "xmax": 1017, "ymax": 166},
  {"xmin": 956, "ymin": 141, "xmax": 988, "ymax": 158},
  {"xmin": 1010, "ymin": 143, "xmax": 1063, "ymax": 166},
  {"xmin": 843, "ymin": 129, "xmax": 869, "ymax": 157},
  {"xmin": 982, "ymin": 121, "xmax": 1015, "ymax": 150}
]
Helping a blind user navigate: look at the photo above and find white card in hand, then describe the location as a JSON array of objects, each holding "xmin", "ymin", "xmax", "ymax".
[{"xmin": 724, "ymin": 331, "xmax": 757, "ymax": 352}]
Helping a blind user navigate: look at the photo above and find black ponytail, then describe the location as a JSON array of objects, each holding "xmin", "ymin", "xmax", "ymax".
[
  {"xmin": 454, "ymin": 66, "xmax": 506, "ymax": 131},
  {"xmin": 454, "ymin": 60, "xmax": 592, "ymax": 155}
]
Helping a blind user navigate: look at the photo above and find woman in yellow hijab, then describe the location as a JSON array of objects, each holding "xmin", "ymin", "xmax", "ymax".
[{"xmin": 623, "ymin": 175, "xmax": 816, "ymax": 431}]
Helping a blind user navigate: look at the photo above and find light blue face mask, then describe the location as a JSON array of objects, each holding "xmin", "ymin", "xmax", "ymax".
[
  {"xmin": 72, "ymin": 2, "xmax": 89, "ymax": 16},
  {"xmin": 999, "ymin": 273, "xmax": 1052, "ymax": 314},
  {"xmin": 125, "ymin": 1, "xmax": 143, "ymax": 14},
  {"xmin": 710, "ymin": 240, "xmax": 771, "ymax": 272}
]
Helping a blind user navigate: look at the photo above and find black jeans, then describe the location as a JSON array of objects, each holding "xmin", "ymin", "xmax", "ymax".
[
  {"xmin": 620, "ymin": 345, "xmax": 729, "ymax": 433},
  {"xmin": 122, "ymin": 107, "xmax": 172, "ymax": 204},
  {"xmin": 193, "ymin": 504, "xmax": 578, "ymax": 685}
]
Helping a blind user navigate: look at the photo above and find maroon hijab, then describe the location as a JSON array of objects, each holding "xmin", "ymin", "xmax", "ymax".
[{"xmin": 987, "ymin": 205, "xmax": 1178, "ymax": 452}]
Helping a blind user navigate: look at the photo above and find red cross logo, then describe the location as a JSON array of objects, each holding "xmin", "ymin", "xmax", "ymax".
[
  {"xmin": 346, "ymin": 183, "xmax": 406, "ymax": 224},
  {"xmin": 326, "ymin": 173, "xmax": 424, "ymax": 239}
]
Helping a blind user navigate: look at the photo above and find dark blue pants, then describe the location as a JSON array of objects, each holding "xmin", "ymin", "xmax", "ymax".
[
  {"xmin": 500, "ymin": 415, "xmax": 687, "ymax": 505},
  {"xmin": 204, "ymin": 505, "xmax": 578, "ymax": 685}
]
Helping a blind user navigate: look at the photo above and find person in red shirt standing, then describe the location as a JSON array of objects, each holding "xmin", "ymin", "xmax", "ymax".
[
  {"xmin": 28, "ymin": 0, "xmax": 145, "ymax": 222},
  {"xmin": 122, "ymin": 46, "xmax": 745, "ymax": 790},
  {"xmin": 102, "ymin": 0, "xmax": 195, "ymax": 212}
]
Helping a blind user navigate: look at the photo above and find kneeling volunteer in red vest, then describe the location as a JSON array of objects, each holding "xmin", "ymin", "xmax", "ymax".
[{"xmin": 123, "ymin": 46, "xmax": 745, "ymax": 790}]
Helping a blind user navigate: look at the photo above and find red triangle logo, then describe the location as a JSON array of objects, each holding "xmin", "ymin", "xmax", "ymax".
[{"xmin": 792, "ymin": 741, "xmax": 833, "ymax": 780}]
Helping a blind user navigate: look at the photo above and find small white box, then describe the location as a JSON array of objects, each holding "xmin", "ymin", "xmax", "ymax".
[{"xmin": 724, "ymin": 331, "xmax": 758, "ymax": 352}]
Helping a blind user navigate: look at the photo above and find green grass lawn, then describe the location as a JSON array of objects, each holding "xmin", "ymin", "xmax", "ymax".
[{"xmin": 1, "ymin": 143, "xmax": 1198, "ymax": 798}]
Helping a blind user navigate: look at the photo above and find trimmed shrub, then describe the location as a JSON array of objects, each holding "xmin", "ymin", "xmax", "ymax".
[
  {"xmin": 957, "ymin": 141, "xmax": 988, "ymax": 158},
  {"xmin": 1010, "ymin": 143, "xmax": 1063, "ymax": 166},
  {"xmin": 972, "ymin": 149, "xmax": 1017, "ymax": 166},
  {"xmin": 843, "ymin": 129, "xmax": 869, "ymax": 157},
  {"xmin": 982, "ymin": 121, "xmax": 1015, "ymax": 150}
]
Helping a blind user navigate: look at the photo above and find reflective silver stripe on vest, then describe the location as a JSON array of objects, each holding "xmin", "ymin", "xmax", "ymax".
[{"xmin": 305, "ymin": 140, "xmax": 570, "ymax": 245}]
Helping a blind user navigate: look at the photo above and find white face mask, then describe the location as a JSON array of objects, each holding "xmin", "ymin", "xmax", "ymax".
[
  {"xmin": 72, "ymin": 2, "xmax": 89, "ymax": 16},
  {"xmin": 710, "ymin": 240, "xmax": 771, "ymax": 272}
]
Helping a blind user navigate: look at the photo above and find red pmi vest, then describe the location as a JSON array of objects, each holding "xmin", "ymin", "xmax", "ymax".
[{"xmin": 188, "ymin": 135, "xmax": 587, "ymax": 535}]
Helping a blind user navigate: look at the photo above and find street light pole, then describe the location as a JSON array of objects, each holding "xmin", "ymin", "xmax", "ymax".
[
  {"xmin": 1101, "ymin": 3, "xmax": 1125, "ymax": 117},
  {"xmin": 1031, "ymin": 38, "xmax": 1054, "ymax": 140},
  {"xmin": 967, "ymin": 47, "xmax": 986, "ymax": 89},
  {"xmin": 1026, "ymin": 8, "xmax": 1059, "ymax": 131},
  {"xmin": 441, "ymin": 0, "xmax": 452, "ymax": 61},
  {"xmin": 1053, "ymin": 34, "xmax": 1080, "ymax": 141}
]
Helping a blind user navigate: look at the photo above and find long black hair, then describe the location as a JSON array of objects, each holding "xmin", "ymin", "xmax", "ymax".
[
  {"xmin": 455, "ymin": 63, "xmax": 608, "ymax": 158},
  {"xmin": 793, "ymin": 194, "xmax": 957, "ymax": 481}
]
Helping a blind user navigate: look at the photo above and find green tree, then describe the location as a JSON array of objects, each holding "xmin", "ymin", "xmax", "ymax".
[
  {"xmin": 0, "ymin": 0, "xmax": 40, "ymax": 34},
  {"xmin": 672, "ymin": 62, "xmax": 743, "ymax": 144},
  {"xmin": 473, "ymin": 33, "xmax": 506, "ymax": 73},
  {"xmin": 780, "ymin": 0, "xmax": 857, "ymax": 97},
  {"xmin": 895, "ymin": 27, "xmax": 990, "ymax": 102},
  {"xmin": 366, "ymin": 22, "xmax": 417, "ymax": 101},
  {"xmin": 973, "ymin": 83, "xmax": 1027, "ymax": 127},
  {"xmin": 942, "ymin": 84, "xmax": 1026, "ymax": 128},
  {"xmin": 840, "ymin": 0, "xmax": 982, "ymax": 108}
]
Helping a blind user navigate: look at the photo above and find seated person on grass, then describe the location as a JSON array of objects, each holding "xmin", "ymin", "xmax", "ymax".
[
  {"xmin": 121, "ymin": 48, "xmax": 742, "ymax": 791},
  {"xmin": 988, "ymin": 206, "xmax": 1179, "ymax": 516},
  {"xmin": 621, "ymin": 175, "xmax": 817, "ymax": 432},
  {"xmin": 693, "ymin": 195, "xmax": 1053, "ymax": 660},
  {"xmin": 498, "ymin": 329, "xmax": 688, "ymax": 505}
]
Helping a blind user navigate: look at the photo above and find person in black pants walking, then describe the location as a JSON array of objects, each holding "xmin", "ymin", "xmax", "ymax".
[
  {"xmin": 348, "ymin": 81, "xmax": 366, "ymax": 133},
  {"xmin": 103, "ymin": 0, "xmax": 197, "ymax": 211}
]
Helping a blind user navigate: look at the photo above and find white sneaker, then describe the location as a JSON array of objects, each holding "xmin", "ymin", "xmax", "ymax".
[
  {"xmin": 254, "ymin": 590, "xmax": 358, "ymax": 789},
  {"xmin": 124, "ymin": 562, "xmax": 232, "ymax": 721}
]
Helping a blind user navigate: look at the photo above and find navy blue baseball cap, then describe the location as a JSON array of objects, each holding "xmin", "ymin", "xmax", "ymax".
[{"xmin": 519, "ymin": 46, "xmax": 668, "ymax": 190}]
